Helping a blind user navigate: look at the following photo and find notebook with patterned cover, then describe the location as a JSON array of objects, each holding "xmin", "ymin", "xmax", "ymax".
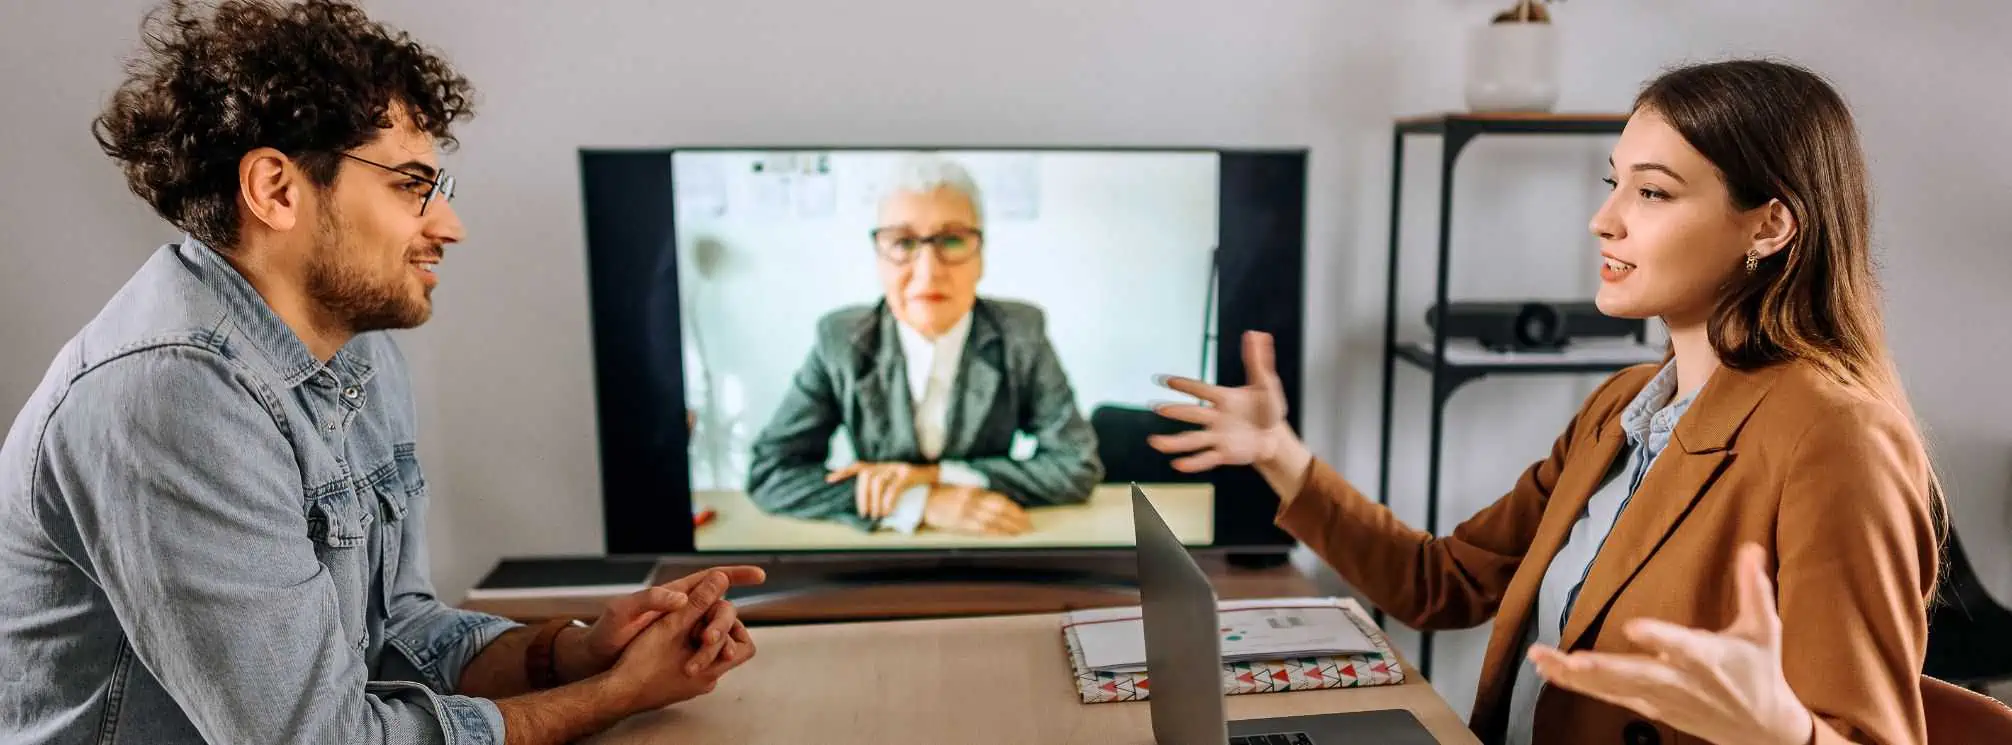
[{"xmin": 1060, "ymin": 596, "xmax": 1406, "ymax": 704}]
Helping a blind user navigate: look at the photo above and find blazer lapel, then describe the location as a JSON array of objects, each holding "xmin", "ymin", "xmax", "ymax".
[
  {"xmin": 1557, "ymin": 364, "xmax": 1784, "ymax": 651},
  {"xmin": 1556, "ymin": 449, "xmax": 1730, "ymax": 650},
  {"xmin": 1496, "ymin": 422, "xmax": 1628, "ymax": 637},
  {"xmin": 857, "ymin": 305, "xmax": 921, "ymax": 460},
  {"xmin": 1471, "ymin": 415, "xmax": 1629, "ymax": 740},
  {"xmin": 945, "ymin": 303, "xmax": 1003, "ymax": 456}
]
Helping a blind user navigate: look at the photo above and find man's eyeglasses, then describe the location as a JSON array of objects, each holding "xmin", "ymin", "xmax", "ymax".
[
  {"xmin": 340, "ymin": 153, "xmax": 456, "ymax": 216},
  {"xmin": 871, "ymin": 226, "xmax": 983, "ymax": 265}
]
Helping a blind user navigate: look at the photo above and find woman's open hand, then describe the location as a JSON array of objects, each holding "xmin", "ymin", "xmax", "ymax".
[
  {"xmin": 1147, "ymin": 331, "xmax": 1299, "ymax": 475},
  {"xmin": 1530, "ymin": 544, "xmax": 1815, "ymax": 745}
]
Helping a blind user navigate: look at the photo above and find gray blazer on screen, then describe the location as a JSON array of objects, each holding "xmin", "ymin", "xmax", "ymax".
[{"xmin": 746, "ymin": 298, "xmax": 1103, "ymax": 530}]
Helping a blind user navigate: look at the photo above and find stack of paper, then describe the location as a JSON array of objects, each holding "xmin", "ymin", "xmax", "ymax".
[{"xmin": 1064, "ymin": 598, "xmax": 1382, "ymax": 674}]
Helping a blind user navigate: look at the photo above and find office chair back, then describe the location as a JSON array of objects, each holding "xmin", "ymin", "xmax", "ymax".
[
  {"xmin": 1088, "ymin": 404, "xmax": 1208, "ymax": 484},
  {"xmin": 1925, "ymin": 531, "xmax": 2012, "ymax": 687},
  {"xmin": 1922, "ymin": 675, "xmax": 2012, "ymax": 744}
]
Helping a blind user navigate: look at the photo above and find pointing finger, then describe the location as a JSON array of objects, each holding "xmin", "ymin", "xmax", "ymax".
[{"xmin": 1155, "ymin": 375, "xmax": 1226, "ymax": 404}]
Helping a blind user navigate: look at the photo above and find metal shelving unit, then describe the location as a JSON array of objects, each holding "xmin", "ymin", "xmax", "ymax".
[{"xmin": 1375, "ymin": 112, "xmax": 1658, "ymax": 679}]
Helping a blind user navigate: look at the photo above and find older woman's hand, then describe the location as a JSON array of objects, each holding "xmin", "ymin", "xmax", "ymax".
[
  {"xmin": 1528, "ymin": 544, "xmax": 1815, "ymax": 745},
  {"xmin": 827, "ymin": 461, "xmax": 939, "ymax": 519}
]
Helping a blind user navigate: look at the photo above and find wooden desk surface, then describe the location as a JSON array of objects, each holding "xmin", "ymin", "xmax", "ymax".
[
  {"xmin": 696, "ymin": 482, "xmax": 1215, "ymax": 551},
  {"xmin": 585, "ymin": 613, "xmax": 1481, "ymax": 745}
]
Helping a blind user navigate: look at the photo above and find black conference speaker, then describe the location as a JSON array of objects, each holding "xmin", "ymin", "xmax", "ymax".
[{"xmin": 1426, "ymin": 301, "xmax": 1644, "ymax": 352}]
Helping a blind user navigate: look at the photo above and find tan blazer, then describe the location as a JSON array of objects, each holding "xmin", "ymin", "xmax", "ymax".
[{"xmin": 1281, "ymin": 360, "xmax": 1938, "ymax": 745}]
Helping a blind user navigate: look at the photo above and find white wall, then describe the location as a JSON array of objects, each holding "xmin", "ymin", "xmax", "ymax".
[
  {"xmin": 673, "ymin": 150, "xmax": 1218, "ymax": 489},
  {"xmin": 5, "ymin": 0, "xmax": 2009, "ymax": 717}
]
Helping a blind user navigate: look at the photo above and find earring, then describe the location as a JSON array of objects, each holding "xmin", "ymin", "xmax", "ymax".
[{"xmin": 1745, "ymin": 249, "xmax": 1760, "ymax": 273}]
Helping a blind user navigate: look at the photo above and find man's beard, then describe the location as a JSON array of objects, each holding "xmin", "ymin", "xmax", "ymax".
[{"xmin": 304, "ymin": 206, "xmax": 433, "ymax": 334}]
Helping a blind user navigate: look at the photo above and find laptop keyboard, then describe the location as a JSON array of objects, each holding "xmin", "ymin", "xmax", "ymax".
[{"xmin": 1228, "ymin": 734, "xmax": 1314, "ymax": 745}]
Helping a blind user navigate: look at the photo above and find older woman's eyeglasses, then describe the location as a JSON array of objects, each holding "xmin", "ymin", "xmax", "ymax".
[
  {"xmin": 871, "ymin": 226, "xmax": 983, "ymax": 265},
  {"xmin": 340, "ymin": 153, "xmax": 457, "ymax": 217}
]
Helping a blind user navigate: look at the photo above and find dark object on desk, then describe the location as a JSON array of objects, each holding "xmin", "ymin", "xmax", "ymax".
[
  {"xmin": 1925, "ymin": 531, "xmax": 2012, "ymax": 692},
  {"xmin": 467, "ymin": 556, "xmax": 658, "ymax": 599},
  {"xmin": 1426, "ymin": 300, "xmax": 1644, "ymax": 352},
  {"xmin": 1231, "ymin": 735, "xmax": 1313, "ymax": 745},
  {"xmin": 1090, "ymin": 404, "xmax": 1208, "ymax": 484},
  {"xmin": 1133, "ymin": 486, "xmax": 1438, "ymax": 745}
]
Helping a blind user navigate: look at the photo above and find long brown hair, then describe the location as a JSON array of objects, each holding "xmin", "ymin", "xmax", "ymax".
[{"xmin": 1636, "ymin": 59, "xmax": 1947, "ymax": 560}]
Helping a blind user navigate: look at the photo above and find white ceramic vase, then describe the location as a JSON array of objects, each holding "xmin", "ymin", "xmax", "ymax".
[{"xmin": 1464, "ymin": 21, "xmax": 1560, "ymax": 113}]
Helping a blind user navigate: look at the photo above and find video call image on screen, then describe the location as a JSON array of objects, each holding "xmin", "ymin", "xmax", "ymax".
[{"xmin": 669, "ymin": 150, "xmax": 1218, "ymax": 551}]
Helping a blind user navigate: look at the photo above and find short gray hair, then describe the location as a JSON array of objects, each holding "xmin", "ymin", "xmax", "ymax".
[{"xmin": 885, "ymin": 153, "xmax": 984, "ymax": 223}]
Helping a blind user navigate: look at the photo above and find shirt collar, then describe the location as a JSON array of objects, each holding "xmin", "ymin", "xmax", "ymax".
[
  {"xmin": 177, "ymin": 236, "xmax": 375, "ymax": 389},
  {"xmin": 895, "ymin": 309, "xmax": 974, "ymax": 362},
  {"xmin": 1620, "ymin": 361, "xmax": 1700, "ymax": 450}
]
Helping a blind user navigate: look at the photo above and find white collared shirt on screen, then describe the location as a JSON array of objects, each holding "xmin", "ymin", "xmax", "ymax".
[{"xmin": 879, "ymin": 311, "xmax": 989, "ymax": 533}]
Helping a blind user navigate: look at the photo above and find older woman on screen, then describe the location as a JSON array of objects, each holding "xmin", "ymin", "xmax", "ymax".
[{"xmin": 747, "ymin": 154, "xmax": 1102, "ymax": 535}]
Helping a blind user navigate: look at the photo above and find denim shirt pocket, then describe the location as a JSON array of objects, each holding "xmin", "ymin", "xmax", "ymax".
[
  {"xmin": 305, "ymin": 481, "xmax": 374, "ymax": 638},
  {"xmin": 368, "ymin": 444, "xmax": 424, "ymax": 611},
  {"xmin": 386, "ymin": 443, "xmax": 424, "ymax": 516},
  {"xmin": 306, "ymin": 483, "xmax": 372, "ymax": 549}
]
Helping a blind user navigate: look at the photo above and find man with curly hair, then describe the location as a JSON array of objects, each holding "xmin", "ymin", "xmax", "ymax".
[{"xmin": 0, "ymin": 2, "xmax": 763, "ymax": 743}]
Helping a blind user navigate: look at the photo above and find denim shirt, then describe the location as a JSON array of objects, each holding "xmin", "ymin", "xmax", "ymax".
[
  {"xmin": 0, "ymin": 239, "xmax": 520, "ymax": 745},
  {"xmin": 1504, "ymin": 362, "xmax": 1698, "ymax": 745}
]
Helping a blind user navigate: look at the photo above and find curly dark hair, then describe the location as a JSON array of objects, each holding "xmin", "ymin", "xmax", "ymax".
[{"xmin": 93, "ymin": 0, "xmax": 475, "ymax": 249}]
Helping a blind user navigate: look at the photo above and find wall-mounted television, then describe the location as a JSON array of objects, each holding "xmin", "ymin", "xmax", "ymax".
[{"xmin": 580, "ymin": 147, "xmax": 1306, "ymax": 558}]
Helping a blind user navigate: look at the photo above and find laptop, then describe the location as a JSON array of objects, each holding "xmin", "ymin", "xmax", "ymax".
[{"xmin": 1131, "ymin": 484, "xmax": 1441, "ymax": 745}]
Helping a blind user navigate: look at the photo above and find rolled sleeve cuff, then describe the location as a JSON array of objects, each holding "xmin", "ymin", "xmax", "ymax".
[
  {"xmin": 437, "ymin": 694, "xmax": 508, "ymax": 745},
  {"xmin": 392, "ymin": 608, "xmax": 522, "ymax": 694},
  {"xmin": 438, "ymin": 613, "xmax": 521, "ymax": 692},
  {"xmin": 364, "ymin": 681, "xmax": 507, "ymax": 745}
]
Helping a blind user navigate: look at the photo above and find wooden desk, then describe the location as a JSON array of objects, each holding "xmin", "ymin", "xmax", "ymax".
[
  {"xmin": 584, "ymin": 613, "xmax": 1481, "ymax": 745},
  {"xmin": 695, "ymin": 482, "xmax": 1215, "ymax": 550}
]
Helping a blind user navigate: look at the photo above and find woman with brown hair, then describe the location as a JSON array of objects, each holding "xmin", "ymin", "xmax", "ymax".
[{"xmin": 1152, "ymin": 59, "xmax": 1940, "ymax": 745}]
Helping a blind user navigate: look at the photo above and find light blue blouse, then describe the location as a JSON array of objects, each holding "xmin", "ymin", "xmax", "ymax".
[{"xmin": 1504, "ymin": 363, "xmax": 1699, "ymax": 745}]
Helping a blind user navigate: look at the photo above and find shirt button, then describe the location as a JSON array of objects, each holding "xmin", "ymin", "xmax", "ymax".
[
  {"xmin": 343, "ymin": 386, "xmax": 361, "ymax": 400},
  {"xmin": 324, "ymin": 421, "xmax": 338, "ymax": 432}
]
